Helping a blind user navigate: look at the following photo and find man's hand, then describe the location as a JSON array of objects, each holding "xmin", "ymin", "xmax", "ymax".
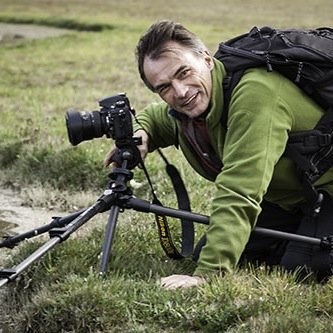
[
  {"xmin": 133, "ymin": 129, "xmax": 149, "ymax": 163},
  {"xmin": 160, "ymin": 274, "xmax": 205, "ymax": 290},
  {"xmin": 104, "ymin": 129, "xmax": 149, "ymax": 167}
]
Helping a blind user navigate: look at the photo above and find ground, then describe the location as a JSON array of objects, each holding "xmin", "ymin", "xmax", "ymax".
[{"xmin": 0, "ymin": 22, "xmax": 70, "ymax": 45}]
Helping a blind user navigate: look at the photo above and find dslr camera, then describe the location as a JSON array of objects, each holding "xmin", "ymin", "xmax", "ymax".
[
  {"xmin": 66, "ymin": 93, "xmax": 135, "ymax": 146},
  {"xmin": 66, "ymin": 93, "xmax": 141, "ymax": 169}
]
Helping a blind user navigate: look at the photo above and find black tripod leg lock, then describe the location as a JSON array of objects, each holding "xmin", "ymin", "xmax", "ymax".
[
  {"xmin": 48, "ymin": 227, "xmax": 71, "ymax": 241},
  {"xmin": 0, "ymin": 268, "xmax": 17, "ymax": 279},
  {"xmin": 320, "ymin": 235, "xmax": 333, "ymax": 250},
  {"xmin": 108, "ymin": 168, "xmax": 133, "ymax": 180},
  {"xmin": 0, "ymin": 237, "xmax": 17, "ymax": 249}
]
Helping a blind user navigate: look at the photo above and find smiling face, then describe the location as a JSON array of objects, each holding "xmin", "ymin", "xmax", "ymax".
[{"xmin": 143, "ymin": 41, "xmax": 214, "ymax": 118}]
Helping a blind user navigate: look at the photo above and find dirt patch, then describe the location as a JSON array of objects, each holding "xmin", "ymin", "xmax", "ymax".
[
  {"xmin": 0, "ymin": 188, "xmax": 63, "ymax": 237},
  {"xmin": 0, "ymin": 187, "xmax": 66, "ymax": 273},
  {"xmin": 0, "ymin": 22, "xmax": 71, "ymax": 45}
]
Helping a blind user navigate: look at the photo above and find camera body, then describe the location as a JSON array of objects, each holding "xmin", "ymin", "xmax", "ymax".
[{"xmin": 66, "ymin": 93, "xmax": 135, "ymax": 146}]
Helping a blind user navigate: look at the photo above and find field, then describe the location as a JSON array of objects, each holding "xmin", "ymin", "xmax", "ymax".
[{"xmin": 1, "ymin": 0, "xmax": 333, "ymax": 332}]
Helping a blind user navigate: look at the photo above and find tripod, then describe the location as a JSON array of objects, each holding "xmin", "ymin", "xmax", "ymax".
[{"xmin": 0, "ymin": 146, "xmax": 332, "ymax": 288}]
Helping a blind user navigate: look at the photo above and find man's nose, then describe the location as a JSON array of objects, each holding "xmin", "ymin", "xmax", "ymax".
[{"xmin": 173, "ymin": 80, "xmax": 187, "ymax": 98}]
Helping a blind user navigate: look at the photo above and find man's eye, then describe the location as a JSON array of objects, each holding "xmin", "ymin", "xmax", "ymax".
[
  {"xmin": 158, "ymin": 85, "xmax": 169, "ymax": 94},
  {"xmin": 180, "ymin": 69, "xmax": 190, "ymax": 77}
]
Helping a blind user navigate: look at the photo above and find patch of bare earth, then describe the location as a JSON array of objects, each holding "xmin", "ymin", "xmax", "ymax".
[
  {"xmin": 0, "ymin": 188, "xmax": 61, "ymax": 236},
  {"xmin": 0, "ymin": 22, "xmax": 71, "ymax": 45}
]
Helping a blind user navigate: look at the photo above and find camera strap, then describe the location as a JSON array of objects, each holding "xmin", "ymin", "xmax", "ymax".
[{"xmin": 139, "ymin": 149, "xmax": 195, "ymax": 259}]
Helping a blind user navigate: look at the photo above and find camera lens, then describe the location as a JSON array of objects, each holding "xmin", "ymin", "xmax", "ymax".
[{"xmin": 65, "ymin": 110, "xmax": 104, "ymax": 145}]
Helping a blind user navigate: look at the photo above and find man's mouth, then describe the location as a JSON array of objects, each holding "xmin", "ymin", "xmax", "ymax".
[{"xmin": 182, "ymin": 92, "xmax": 199, "ymax": 108}]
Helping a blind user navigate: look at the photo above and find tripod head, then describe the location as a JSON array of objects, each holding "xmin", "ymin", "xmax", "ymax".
[{"xmin": 65, "ymin": 93, "xmax": 142, "ymax": 169}]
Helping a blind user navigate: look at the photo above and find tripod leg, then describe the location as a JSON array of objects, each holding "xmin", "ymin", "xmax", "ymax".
[
  {"xmin": 0, "ymin": 196, "xmax": 114, "ymax": 288},
  {"xmin": 0, "ymin": 237, "xmax": 62, "ymax": 288},
  {"xmin": 0, "ymin": 209, "xmax": 85, "ymax": 249},
  {"xmin": 99, "ymin": 205, "xmax": 120, "ymax": 275}
]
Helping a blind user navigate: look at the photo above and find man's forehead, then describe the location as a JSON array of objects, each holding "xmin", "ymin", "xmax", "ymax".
[
  {"xmin": 159, "ymin": 41, "xmax": 187, "ymax": 53},
  {"xmin": 149, "ymin": 41, "xmax": 196, "ymax": 60},
  {"xmin": 144, "ymin": 44, "xmax": 189, "ymax": 70},
  {"xmin": 143, "ymin": 52, "xmax": 180, "ymax": 82}
]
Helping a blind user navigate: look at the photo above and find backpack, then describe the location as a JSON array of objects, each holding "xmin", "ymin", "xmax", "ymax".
[{"xmin": 214, "ymin": 26, "xmax": 333, "ymax": 212}]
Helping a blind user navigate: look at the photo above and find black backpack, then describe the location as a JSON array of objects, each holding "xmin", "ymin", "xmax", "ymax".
[{"xmin": 214, "ymin": 26, "xmax": 333, "ymax": 212}]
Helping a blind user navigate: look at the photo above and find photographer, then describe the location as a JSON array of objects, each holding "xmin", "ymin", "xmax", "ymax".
[{"xmin": 105, "ymin": 20, "xmax": 333, "ymax": 289}]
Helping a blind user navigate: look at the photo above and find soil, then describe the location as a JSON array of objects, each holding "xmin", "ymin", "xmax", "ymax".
[
  {"xmin": 0, "ymin": 188, "xmax": 61, "ymax": 237},
  {"xmin": 0, "ymin": 22, "xmax": 70, "ymax": 45},
  {"xmin": 0, "ymin": 188, "xmax": 63, "ymax": 279}
]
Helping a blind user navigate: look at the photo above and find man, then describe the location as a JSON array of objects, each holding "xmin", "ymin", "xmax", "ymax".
[{"xmin": 106, "ymin": 20, "xmax": 333, "ymax": 289}]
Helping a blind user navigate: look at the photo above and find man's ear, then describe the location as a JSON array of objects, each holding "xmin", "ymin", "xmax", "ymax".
[{"xmin": 203, "ymin": 50, "xmax": 214, "ymax": 70}]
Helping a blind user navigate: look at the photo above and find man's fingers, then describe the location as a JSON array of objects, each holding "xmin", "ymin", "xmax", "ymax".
[{"xmin": 135, "ymin": 129, "xmax": 149, "ymax": 161}]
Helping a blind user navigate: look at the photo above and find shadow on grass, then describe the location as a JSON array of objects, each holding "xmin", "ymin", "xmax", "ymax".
[{"xmin": 0, "ymin": 15, "xmax": 115, "ymax": 32}]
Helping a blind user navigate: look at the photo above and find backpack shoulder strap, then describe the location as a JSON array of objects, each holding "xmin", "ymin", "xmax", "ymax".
[
  {"xmin": 215, "ymin": 27, "xmax": 276, "ymax": 128},
  {"xmin": 221, "ymin": 70, "xmax": 245, "ymax": 129}
]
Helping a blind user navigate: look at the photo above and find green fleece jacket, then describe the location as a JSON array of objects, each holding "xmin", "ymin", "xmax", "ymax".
[{"xmin": 134, "ymin": 58, "xmax": 333, "ymax": 276}]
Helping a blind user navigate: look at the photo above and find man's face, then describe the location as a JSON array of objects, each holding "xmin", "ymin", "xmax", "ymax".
[{"xmin": 143, "ymin": 41, "xmax": 214, "ymax": 118}]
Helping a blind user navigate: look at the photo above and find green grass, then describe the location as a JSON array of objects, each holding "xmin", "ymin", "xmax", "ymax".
[
  {"xmin": 3, "ymin": 225, "xmax": 333, "ymax": 333},
  {"xmin": 1, "ymin": 0, "xmax": 333, "ymax": 332}
]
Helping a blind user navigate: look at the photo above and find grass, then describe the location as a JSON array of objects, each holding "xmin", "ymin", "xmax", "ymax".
[
  {"xmin": 1, "ymin": 0, "xmax": 333, "ymax": 332},
  {"xmin": 3, "ymin": 226, "xmax": 333, "ymax": 333},
  {"xmin": 3, "ymin": 251, "xmax": 333, "ymax": 333}
]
